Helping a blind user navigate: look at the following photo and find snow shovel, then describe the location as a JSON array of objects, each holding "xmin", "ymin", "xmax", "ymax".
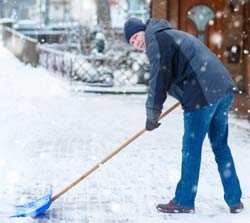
[{"xmin": 11, "ymin": 102, "xmax": 181, "ymax": 218}]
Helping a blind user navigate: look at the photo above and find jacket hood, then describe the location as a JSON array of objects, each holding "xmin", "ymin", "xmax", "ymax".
[{"xmin": 145, "ymin": 19, "xmax": 172, "ymax": 33}]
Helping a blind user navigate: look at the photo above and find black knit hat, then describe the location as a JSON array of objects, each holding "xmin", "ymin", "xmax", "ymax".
[{"xmin": 123, "ymin": 17, "xmax": 146, "ymax": 43}]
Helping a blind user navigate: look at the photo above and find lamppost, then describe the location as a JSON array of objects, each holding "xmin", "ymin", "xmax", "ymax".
[
  {"xmin": 44, "ymin": 0, "xmax": 50, "ymax": 25},
  {"xmin": 40, "ymin": 0, "xmax": 50, "ymax": 25},
  {"xmin": 0, "ymin": 0, "xmax": 4, "ymax": 18}
]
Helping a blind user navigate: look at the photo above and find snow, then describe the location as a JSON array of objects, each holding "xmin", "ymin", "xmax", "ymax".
[
  {"xmin": 243, "ymin": 49, "xmax": 249, "ymax": 55},
  {"xmin": 208, "ymin": 20, "xmax": 214, "ymax": 26},
  {"xmin": 210, "ymin": 33, "xmax": 223, "ymax": 48},
  {"xmin": 0, "ymin": 42, "xmax": 250, "ymax": 223}
]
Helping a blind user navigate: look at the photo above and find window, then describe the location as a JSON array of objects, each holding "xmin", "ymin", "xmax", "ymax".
[{"xmin": 187, "ymin": 5, "xmax": 215, "ymax": 42}]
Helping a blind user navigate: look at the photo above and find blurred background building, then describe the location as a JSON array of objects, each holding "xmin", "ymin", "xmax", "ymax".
[
  {"xmin": 0, "ymin": 0, "xmax": 36, "ymax": 20},
  {"xmin": 0, "ymin": 0, "xmax": 149, "ymax": 27}
]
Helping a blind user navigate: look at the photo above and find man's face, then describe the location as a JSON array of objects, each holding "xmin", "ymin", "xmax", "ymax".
[{"xmin": 129, "ymin": 31, "xmax": 146, "ymax": 52}]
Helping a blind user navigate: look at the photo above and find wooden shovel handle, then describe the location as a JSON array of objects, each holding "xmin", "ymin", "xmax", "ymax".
[{"xmin": 52, "ymin": 102, "xmax": 181, "ymax": 202}]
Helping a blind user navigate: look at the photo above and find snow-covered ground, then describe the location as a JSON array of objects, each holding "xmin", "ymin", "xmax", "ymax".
[{"xmin": 0, "ymin": 42, "xmax": 249, "ymax": 223}]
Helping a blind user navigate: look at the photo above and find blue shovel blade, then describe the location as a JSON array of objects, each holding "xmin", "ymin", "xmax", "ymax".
[{"xmin": 11, "ymin": 188, "xmax": 53, "ymax": 218}]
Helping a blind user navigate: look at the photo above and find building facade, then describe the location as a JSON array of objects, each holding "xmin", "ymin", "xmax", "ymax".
[
  {"xmin": 0, "ymin": 0, "xmax": 36, "ymax": 20},
  {"xmin": 48, "ymin": 0, "xmax": 71, "ymax": 22},
  {"xmin": 151, "ymin": 0, "xmax": 250, "ymax": 116},
  {"xmin": 36, "ymin": 0, "xmax": 71, "ymax": 24},
  {"xmin": 71, "ymin": 0, "xmax": 150, "ymax": 28}
]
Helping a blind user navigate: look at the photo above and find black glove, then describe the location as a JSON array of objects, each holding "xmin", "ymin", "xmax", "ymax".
[{"xmin": 145, "ymin": 119, "xmax": 161, "ymax": 131}]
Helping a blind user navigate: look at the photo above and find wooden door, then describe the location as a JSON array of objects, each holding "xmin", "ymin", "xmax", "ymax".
[{"xmin": 179, "ymin": 0, "xmax": 224, "ymax": 56}]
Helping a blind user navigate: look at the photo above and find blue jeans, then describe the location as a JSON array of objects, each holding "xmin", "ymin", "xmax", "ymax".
[{"xmin": 173, "ymin": 92, "xmax": 242, "ymax": 208}]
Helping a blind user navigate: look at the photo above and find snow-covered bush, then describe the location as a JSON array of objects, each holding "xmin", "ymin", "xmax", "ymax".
[{"xmin": 38, "ymin": 29, "xmax": 150, "ymax": 87}]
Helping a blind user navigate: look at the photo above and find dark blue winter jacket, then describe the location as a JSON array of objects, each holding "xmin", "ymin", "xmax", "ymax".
[{"xmin": 144, "ymin": 19, "xmax": 235, "ymax": 121}]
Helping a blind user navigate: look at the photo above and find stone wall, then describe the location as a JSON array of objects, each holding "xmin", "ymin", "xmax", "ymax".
[{"xmin": 2, "ymin": 27, "xmax": 38, "ymax": 66}]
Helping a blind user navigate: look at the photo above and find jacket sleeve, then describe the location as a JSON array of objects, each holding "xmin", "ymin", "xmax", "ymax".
[{"xmin": 145, "ymin": 32, "xmax": 175, "ymax": 121}]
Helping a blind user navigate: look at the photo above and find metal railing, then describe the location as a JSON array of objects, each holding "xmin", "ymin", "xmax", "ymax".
[{"xmin": 37, "ymin": 44, "xmax": 115, "ymax": 83}]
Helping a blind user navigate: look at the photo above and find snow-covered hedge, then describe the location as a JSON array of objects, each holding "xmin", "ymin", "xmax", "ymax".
[{"xmin": 38, "ymin": 43, "xmax": 149, "ymax": 87}]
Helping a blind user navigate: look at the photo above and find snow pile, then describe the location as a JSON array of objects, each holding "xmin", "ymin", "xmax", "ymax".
[{"xmin": 0, "ymin": 46, "xmax": 70, "ymax": 100}]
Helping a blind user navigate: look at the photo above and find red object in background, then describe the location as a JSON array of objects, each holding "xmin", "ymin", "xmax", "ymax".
[{"xmin": 108, "ymin": 0, "xmax": 119, "ymax": 6}]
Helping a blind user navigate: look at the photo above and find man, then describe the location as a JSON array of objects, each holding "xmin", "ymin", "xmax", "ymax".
[{"xmin": 123, "ymin": 17, "xmax": 243, "ymax": 214}]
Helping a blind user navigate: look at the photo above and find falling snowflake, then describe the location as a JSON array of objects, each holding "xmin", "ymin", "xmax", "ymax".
[
  {"xmin": 216, "ymin": 11, "xmax": 223, "ymax": 19},
  {"xmin": 243, "ymin": 49, "xmax": 249, "ymax": 54},
  {"xmin": 231, "ymin": 46, "xmax": 238, "ymax": 53},
  {"xmin": 190, "ymin": 132, "xmax": 195, "ymax": 138},
  {"xmin": 200, "ymin": 61, "xmax": 208, "ymax": 72},
  {"xmin": 223, "ymin": 169, "xmax": 232, "ymax": 178},
  {"xmin": 195, "ymin": 104, "xmax": 201, "ymax": 109},
  {"xmin": 208, "ymin": 20, "xmax": 214, "ymax": 26},
  {"xmin": 192, "ymin": 185, "xmax": 198, "ymax": 193},
  {"xmin": 210, "ymin": 33, "xmax": 223, "ymax": 48},
  {"xmin": 176, "ymin": 38, "xmax": 182, "ymax": 45},
  {"xmin": 234, "ymin": 20, "xmax": 240, "ymax": 28}
]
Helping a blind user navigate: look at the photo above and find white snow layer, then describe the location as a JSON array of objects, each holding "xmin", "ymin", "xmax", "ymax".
[{"xmin": 0, "ymin": 42, "xmax": 249, "ymax": 223}]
